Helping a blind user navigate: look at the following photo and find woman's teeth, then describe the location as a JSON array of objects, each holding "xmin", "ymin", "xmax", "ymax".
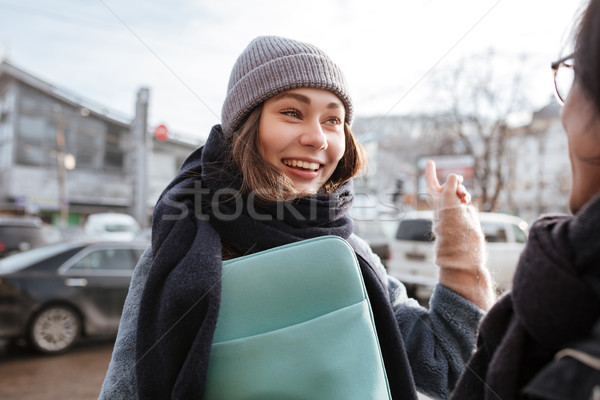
[{"xmin": 283, "ymin": 159, "xmax": 320, "ymax": 170}]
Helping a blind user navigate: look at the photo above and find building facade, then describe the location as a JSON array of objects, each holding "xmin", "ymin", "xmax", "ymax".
[
  {"xmin": 502, "ymin": 102, "xmax": 571, "ymax": 222},
  {"xmin": 352, "ymin": 101, "xmax": 571, "ymax": 223},
  {"xmin": 0, "ymin": 61, "xmax": 200, "ymax": 226}
]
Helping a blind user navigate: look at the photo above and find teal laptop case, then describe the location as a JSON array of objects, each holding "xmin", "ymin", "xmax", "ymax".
[{"xmin": 204, "ymin": 235, "xmax": 392, "ymax": 399}]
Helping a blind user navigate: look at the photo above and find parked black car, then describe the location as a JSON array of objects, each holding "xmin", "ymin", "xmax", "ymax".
[
  {"xmin": 0, "ymin": 216, "xmax": 49, "ymax": 259},
  {"xmin": 0, "ymin": 241, "xmax": 148, "ymax": 354}
]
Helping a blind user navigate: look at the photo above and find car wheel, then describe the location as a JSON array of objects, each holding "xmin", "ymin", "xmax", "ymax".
[{"xmin": 29, "ymin": 305, "xmax": 81, "ymax": 354}]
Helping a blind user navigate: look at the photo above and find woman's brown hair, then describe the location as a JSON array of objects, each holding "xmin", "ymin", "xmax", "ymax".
[
  {"xmin": 575, "ymin": 0, "xmax": 600, "ymax": 113},
  {"xmin": 230, "ymin": 104, "xmax": 367, "ymax": 201}
]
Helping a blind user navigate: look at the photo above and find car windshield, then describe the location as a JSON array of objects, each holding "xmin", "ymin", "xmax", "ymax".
[
  {"xmin": 0, "ymin": 225, "xmax": 45, "ymax": 243},
  {"xmin": 0, "ymin": 243, "xmax": 80, "ymax": 274},
  {"xmin": 395, "ymin": 219, "xmax": 434, "ymax": 242}
]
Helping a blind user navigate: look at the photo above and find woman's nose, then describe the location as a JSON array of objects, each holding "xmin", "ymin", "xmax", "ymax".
[{"xmin": 299, "ymin": 120, "xmax": 328, "ymax": 150}]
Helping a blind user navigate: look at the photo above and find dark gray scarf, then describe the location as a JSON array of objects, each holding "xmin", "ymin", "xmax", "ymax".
[
  {"xmin": 450, "ymin": 193, "xmax": 600, "ymax": 400},
  {"xmin": 135, "ymin": 125, "xmax": 417, "ymax": 400}
]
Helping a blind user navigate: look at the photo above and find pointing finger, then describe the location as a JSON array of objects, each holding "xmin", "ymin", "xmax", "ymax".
[{"xmin": 457, "ymin": 183, "xmax": 471, "ymax": 204}]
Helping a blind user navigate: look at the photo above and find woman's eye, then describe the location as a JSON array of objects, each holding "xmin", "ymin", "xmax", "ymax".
[
  {"xmin": 281, "ymin": 109, "xmax": 300, "ymax": 118},
  {"xmin": 326, "ymin": 117, "xmax": 342, "ymax": 125}
]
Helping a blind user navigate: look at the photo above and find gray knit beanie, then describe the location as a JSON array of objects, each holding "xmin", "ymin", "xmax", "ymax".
[{"xmin": 221, "ymin": 36, "xmax": 353, "ymax": 135}]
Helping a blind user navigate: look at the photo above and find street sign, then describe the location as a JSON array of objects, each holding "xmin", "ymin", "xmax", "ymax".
[{"xmin": 154, "ymin": 124, "xmax": 169, "ymax": 141}]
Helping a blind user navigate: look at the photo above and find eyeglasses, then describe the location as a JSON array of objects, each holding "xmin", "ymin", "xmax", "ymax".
[{"xmin": 551, "ymin": 53, "xmax": 575, "ymax": 105}]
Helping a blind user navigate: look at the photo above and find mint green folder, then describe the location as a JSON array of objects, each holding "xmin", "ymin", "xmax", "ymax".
[{"xmin": 204, "ymin": 235, "xmax": 392, "ymax": 399}]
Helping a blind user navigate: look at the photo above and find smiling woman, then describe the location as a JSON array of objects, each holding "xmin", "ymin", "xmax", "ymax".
[{"xmin": 100, "ymin": 35, "xmax": 491, "ymax": 400}]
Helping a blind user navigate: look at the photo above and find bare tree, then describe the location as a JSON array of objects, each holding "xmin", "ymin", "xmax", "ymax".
[{"xmin": 425, "ymin": 50, "xmax": 531, "ymax": 211}]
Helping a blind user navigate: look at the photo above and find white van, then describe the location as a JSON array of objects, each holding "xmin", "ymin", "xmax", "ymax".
[
  {"xmin": 84, "ymin": 213, "xmax": 141, "ymax": 242},
  {"xmin": 387, "ymin": 211, "xmax": 528, "ymax": 297}
]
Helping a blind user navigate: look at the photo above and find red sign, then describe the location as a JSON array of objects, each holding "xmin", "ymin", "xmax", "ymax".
[{"xmin": 154, "ymin": 124, "xmax": 169, "ymax": 141}]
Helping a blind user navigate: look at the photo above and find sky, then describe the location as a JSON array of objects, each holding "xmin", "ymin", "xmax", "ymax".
[{"xmin": 0, "ymin": 0, "xmax": 586, "ymax": 141}]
